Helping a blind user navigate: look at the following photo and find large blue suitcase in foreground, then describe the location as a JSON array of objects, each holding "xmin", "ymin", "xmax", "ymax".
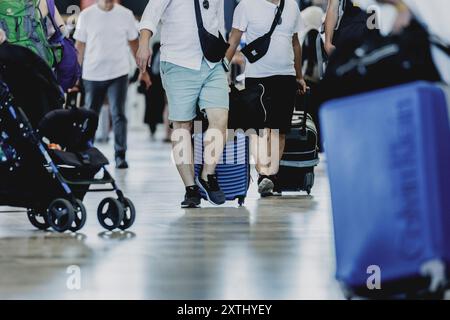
[
  {"xmin": 194, "ymin": 132, "xmax": 250, "ymax": 206},
  {"xmin": 320, "ymin": 82, "xmax": 450, "ymax": 298}
]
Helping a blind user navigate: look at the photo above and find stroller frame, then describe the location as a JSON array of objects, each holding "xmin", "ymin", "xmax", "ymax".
[{"xmin": 0, "ymin": 82, "xmax": 135, "ymax": 233}]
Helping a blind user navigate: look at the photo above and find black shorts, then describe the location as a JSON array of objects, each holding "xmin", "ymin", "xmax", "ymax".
[{"xmin": 246, "ymin": 75, "xmax": 297, "ymax": 134}]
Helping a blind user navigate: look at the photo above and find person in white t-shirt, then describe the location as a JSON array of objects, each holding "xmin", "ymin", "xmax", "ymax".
[
  {"xmin": 226, "ymin": 0, "xmax": 308, "ymax": 197},
  {"xmin": 137, "ymin": 0, "xmax": 230, "ymax": 208},
  {"xmin": 74, "ymin": 0, "xmax": 150, "ymax": 169}
]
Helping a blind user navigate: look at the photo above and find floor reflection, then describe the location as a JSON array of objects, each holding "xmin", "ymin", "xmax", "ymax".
[
  {"xmin": 0, "ymin": 232, "xmax": 93, "ymax": 299},
  {"xmin": 0, "ymin": 129, "xmax": 342, "ymax": 299}
]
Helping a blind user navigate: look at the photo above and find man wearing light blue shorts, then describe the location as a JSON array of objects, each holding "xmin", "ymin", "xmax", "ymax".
[{"xmin": 137, "ymin": 0, "xmax": 229, "ymax": 208}]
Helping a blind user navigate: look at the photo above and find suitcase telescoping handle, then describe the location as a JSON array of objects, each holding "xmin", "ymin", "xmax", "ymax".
[
  {"xmin": 300, "ymin": 87, "xmax": 311, "ymax": 135},
  {"xmin": 64, "ymin": 91, "xmax": 82, "ymax": 110}
]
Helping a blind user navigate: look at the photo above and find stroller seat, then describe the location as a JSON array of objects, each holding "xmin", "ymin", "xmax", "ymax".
[
  {"xmin": 39, "ymin": 107, "xmax": 109, "ymax": 170},
  {"xmin": 49, "ymin": 147, "xmax": 109, "ymax": 170}
]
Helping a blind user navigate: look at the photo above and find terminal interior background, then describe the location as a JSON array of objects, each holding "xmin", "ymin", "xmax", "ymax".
[{"xmin": 1, "ymin": 0, "xmax": 448, "ymax": 300}]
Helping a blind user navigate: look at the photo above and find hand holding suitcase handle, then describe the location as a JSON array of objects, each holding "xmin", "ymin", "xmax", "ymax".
[{"xmin": 300, "ymin": 88, "xmax": 311, "ymax": 135}]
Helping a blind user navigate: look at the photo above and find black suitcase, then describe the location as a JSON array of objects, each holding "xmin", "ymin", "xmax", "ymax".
[{"xmin": 277, "ymin": 91, "xmax": 320, "ymax": 194}]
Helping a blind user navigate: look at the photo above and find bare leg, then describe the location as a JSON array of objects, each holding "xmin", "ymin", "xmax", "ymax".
[
  {"xmin": 201, "ymin": 108, "xmax": 228, "ymax": 180},
  {"xmin": 254, "ymin": 128, "xmax": 273, "ymax": 176},
  {"xmin": 171, "ymin": 121, "xmax": 195, "ymax": 187},
  {"xmin": 267, "ymin": 131, "xmax": 285, "ymax": 176},
  {"xmin": 163, "ymin": 95, "xmax": 171, "ymax": 142},
  {"xmin": 253, "ymin": 129, "xmax": 284, "ymax": 176}
]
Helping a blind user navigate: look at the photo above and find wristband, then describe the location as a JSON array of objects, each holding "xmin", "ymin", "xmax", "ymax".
[{"xmin": 222, "ymin": 57, "xmax": 231, "ymax": 72}]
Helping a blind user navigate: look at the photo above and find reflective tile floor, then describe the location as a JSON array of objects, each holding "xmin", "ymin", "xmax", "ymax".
[{"xmin": 0, "ymin": 128, "xmax": 343, "ymax": 300}]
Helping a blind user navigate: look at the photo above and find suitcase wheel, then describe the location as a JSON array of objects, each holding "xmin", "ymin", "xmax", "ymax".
[
  {"xmin": 237, "ymin": 197, "xmax": 245, "ymax": 207},
  {"xmin": 304, "ymin": 172, "xmax": 315, "ymax": 195}
]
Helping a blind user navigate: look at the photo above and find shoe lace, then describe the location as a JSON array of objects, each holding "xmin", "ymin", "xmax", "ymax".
[
  {"xmin": 207, "ymin": 175, "xmax": 220, "ymax": 192},
  {"xmin": 186, "ymin": 187, "xmax": 199, "ymax": 198}
]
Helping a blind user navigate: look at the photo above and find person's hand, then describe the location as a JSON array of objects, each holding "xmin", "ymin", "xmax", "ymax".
[
  {"xmin": 324, "ymin": 42, "xmax": 336, "ymax": 57},
  {"xmin": 297, "ymin": 78, "xmax": 309, "ymax": 95},
  {"xmin": 376, "ymin": 0, "xmax": 412, "ymax": 34},
  {"xmin": 391, "ymin": 3, "xmax": 412, "ymax": 34},
  {"xmin": 68, "ymin": 80, "xmax": 81, "ymax": 93},
  {"xmin": 0, "ymin": 29, "xmax": 6, "ymax": 44},
  {"xmin": 139, "ymin": 71, "xmax": 152, "ymax": 90},
  {"xmin": 136, "ymin": 46, "xmax": 152, "ymax": 73}
]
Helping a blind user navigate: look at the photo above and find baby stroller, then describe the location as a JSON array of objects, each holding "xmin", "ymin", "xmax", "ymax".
[{"xmin": 0, "ymin": 43, "xmax": 135, "ymax": 233}]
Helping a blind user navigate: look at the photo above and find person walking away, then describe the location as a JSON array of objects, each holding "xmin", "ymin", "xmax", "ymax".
[
  {"xmin": 226, "ymin": 0, "xmax": 308, "ymax": 197},
  {"xmin": 136, "ymin": 0, "xmax": 230, "ymax": 208},
  {"xmin": 324, "ymin": 0, "xmax": 374, "ymax": 57},
  {"xmin": 74, "ymin": 0, "xmax": 150, "ymax": 169}
]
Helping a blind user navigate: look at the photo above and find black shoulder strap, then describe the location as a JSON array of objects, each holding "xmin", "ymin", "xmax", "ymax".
[
  {"xmin": 430, "ymin": 35, "xmax": 450, "ymax": 56},
  {"xmin": 194, "ymin": 0, "xmax": 205, "ymax": 29},
  {"xmin": 268, "ymin": 0, "xmax": 285, "ymax": 37}
]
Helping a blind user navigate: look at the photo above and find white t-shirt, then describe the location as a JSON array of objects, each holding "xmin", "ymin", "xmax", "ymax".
[
  {"xmin": 74, "ymin": 4, "xmax": 138, "ymax": 81},
  {"xmin": 233, "ymin": 0, "xmax": 305, "ymax": 78},
  {"xmin": 139, "ymin": 0, "xmax": 225, "ymax": 71}
]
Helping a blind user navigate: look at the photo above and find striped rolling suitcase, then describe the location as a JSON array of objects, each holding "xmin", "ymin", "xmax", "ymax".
[
  {"xmin": 194, "ymin": 132, "xmax": 250, "ymax": 206},
  {"xmin": 320, "ymin": 82, "xmax": 450, "ymax": 299}
]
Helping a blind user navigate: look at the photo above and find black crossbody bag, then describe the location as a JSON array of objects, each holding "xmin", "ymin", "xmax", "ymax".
[
  {"xmin": 194, "ymin": 0, "xmax": 229, "ymax": 63},
  {"xmin": 241, "ymin": 0, "xmax": 285, "ymax": 63},
  {"xmin": 319, "ymin": 19, "xmax": 450, "ymax": 103}
]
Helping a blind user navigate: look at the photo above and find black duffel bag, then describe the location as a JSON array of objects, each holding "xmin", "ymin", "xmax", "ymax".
[
  {"xmin": 196, "ymin": 84, "xmax": 267, "ymax": 132},
  {"xmin": 319, "ymin": 19, "xmax": 447, "ymax": 103},
  {"xmin": 228, "ymin": 84, "xmax": 267, "ymax": 131}
]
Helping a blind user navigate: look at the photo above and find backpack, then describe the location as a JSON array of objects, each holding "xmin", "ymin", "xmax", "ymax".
[
  {"xmin": 0, "ymin": 0, "xmax": 54, "ymax": 67},
  {"xmin": 46, "ymin": 0, "xmax": 81, "ymax": 91}
]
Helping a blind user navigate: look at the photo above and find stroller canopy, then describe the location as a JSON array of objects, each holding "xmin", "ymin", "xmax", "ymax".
[{"xmin": 0, "ymin": 42, "xmax": 64, "ymax": 126}]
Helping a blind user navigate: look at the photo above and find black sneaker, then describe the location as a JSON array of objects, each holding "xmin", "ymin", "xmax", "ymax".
[
  {"xmin": 195, "ymin": 174, "xmax": 226, "ymax": 206},
  {"xmin": 181, "ymin": 186, "xmax": 201, "ymax": 208},
  {"xmin": 270, "ymin": 175, "xmax": 283, "ymax": 196},
  {"xmin": 258, "ymin": 175, "xmax": 274, "ymax": 197},
  {"xmin": 115, "ymin": 156, "xmax": 129, "ymax": 169}
]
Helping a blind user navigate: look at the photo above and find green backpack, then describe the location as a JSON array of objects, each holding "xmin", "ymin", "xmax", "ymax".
[{"xmin": 0, "ymin": 0, "xmax": 55, "ymax": 67}]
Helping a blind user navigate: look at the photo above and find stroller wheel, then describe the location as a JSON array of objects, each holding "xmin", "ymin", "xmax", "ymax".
[
  {"xmin": 97, "ymin": 198, "xmax": 124, "ymax": 231},
  {"xmin": 46, "ymin": 199, "xmax": 75, "ymax": 233},
  {"xmin": 119, "ymin": 197, "xmax": 136, "ymax": 231},
  {"xmin": 69, "ymin": 200, "xmax": 87, "ymax": 233},
  {"xmin": 27, "ymin": 209, "xmax": 50, "ymax": 230}
]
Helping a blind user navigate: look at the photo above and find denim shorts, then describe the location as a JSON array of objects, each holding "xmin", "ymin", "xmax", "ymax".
[{"xmin": 160, "ymin": 59, "xmax": 229, "ymax": 122}]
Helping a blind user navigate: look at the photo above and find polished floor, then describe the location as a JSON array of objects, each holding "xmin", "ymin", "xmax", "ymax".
[{"xmin": 0, "ymin": 126, "xmax": 343, "ymax": 300}]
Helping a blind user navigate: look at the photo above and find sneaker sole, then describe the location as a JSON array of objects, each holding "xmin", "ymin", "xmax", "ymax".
[
  {"xmin": 195, "ymin": 176, "xmax": 225, "ymax": 206},
  {"xmin": 258, "ymin": 178, "xmax": 274, "ymax": 195},
  {"xmin": 181, "ymin": 203, "xmax": 201, "ymax": 209}
]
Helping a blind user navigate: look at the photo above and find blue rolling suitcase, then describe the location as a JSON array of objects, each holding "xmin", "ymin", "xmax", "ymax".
[
  {"xmin": 194, "ymin": 132, "xmax": 250, "ymax": 206},
  {"xmin": 320, "ymin": 82, "xmax": 450, "ymax": 299}
]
